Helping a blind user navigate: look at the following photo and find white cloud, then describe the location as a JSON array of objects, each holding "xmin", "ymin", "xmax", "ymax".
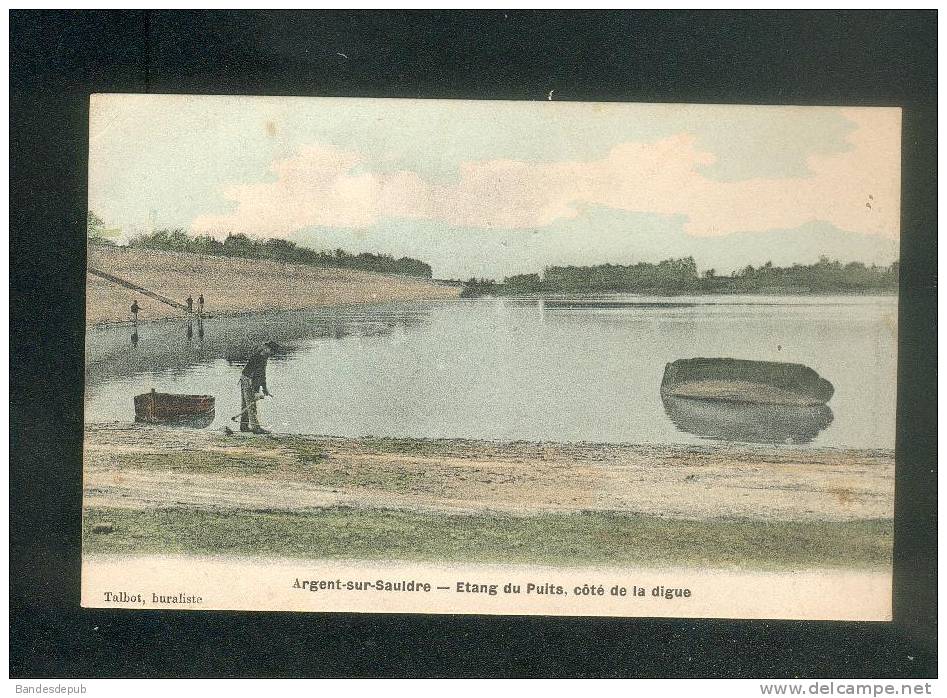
[{"xmin": 192, "ymin": 107, "xmax": 900, "ymax": 241}]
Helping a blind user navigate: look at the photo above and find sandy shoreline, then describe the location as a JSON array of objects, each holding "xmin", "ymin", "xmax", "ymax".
[
  {"xmin": 82, "ymin": 423, "xmax": 894, "ymax": 575},
  {"xmin": 87, "ymin": 245, "xmax": 461, "ymax": 325},
  {"xmin": 84, "ymin": 422, "xmax": 894, "ymax": 522}
]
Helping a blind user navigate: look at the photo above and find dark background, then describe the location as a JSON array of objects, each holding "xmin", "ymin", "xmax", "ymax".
[{"xmin": 10, "ymin": 10, "xmax": 937, "ymax": 678}]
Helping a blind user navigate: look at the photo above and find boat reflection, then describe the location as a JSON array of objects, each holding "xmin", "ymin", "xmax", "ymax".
[{"xmin": 662, "ymin": 395, "xmax": 834, "ymax": 445}]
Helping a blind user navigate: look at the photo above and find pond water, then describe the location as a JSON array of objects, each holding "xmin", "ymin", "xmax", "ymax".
[{"xmin": 84, "ymin": 295, "xmax": 898, "ymax": 448}]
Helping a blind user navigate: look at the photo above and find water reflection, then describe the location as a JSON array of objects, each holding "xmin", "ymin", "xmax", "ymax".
[
  {"xmin": 545, "ymin": 300, "xmax": 697, "ymax": 309},
  {"xmin": 662, "ymin": 395, "xmax": 834, "ymax": 445},
  {"xmin": 86, "ymin": 304, "xmax": 431, "ymax": 388}
]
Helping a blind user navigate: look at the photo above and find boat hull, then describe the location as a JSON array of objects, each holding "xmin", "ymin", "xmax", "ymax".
[{"xmin": 660, "ymin": 358, "xmax": 834, "ymax": 406}]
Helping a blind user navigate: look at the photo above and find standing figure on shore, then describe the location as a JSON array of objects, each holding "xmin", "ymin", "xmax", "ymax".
[
  {"xmin": 239, "ymin": 341, "xmax": 281, "ymax": 434},
  {"xmin": 186, "ymin": 295, "xmax": 193, "ymax": 314},
  {"xmin": 198, "ymin": 293, "xmax": 205, "ymax": 317},
  {"xmin": 130, "ymin": 299, "xmax": 140, "ymax": 324}
]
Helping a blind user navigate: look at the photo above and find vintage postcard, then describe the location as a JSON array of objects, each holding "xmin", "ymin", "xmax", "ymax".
[{"xmin": 82, "ymin": 95, "xmax": 899, "ymax": 619}]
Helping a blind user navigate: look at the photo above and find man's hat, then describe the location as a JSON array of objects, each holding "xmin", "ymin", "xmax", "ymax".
[{"xmin": 264, "ymin": 341, "xmax": 283, "ymax": 353}]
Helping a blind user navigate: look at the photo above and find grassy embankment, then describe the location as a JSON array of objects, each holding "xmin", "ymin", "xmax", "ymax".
[{"xmin": 86, "ymin": 244, "xmax": 461, "ymax": 325}]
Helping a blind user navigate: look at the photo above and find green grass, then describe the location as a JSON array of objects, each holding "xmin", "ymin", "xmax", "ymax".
[{"xmin": 82, "ymin": 506, "xmax": 892, "ymax": 571}]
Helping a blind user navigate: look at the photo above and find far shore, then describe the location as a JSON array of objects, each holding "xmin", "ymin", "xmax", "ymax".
[{"xmin": 86, "ymin": 244, "xmax": 898, "ymax": 326}]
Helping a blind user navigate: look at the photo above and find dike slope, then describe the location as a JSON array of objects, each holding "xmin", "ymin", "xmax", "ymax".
[{"xmin": 87, "ymin": 245, "xmax": 460, "ymax": 325}]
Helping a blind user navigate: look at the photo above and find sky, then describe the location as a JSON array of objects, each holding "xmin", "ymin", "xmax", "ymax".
[{"xmin": 89, "ymin": 95, "xmax": 901, "ymax": 279}]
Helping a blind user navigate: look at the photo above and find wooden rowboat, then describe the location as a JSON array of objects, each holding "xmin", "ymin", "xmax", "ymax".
[
  {"xmin": 134, "ymin": 388, "xmax": 215, "ymax": 428},
  {"xmin": 660, "ymin": 358, "xmax": 834, "ymax": 407}
]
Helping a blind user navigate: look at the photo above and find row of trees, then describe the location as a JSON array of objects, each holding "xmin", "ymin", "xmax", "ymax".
[
  {"xmin": 88, "ymin": 212, "xmax": 433, "ymax": 278},
  {"xmin": 127, "ymin": 229, "xmax": 433, "ymax": 278},
  {"xmin": 720, "ymin": 258, "xmax": 900, "ymax": 293},
  {"xmin": 457, "ymin": 256, "xmax": 898, "ymax": 296},
  {"xmin": 542, "ymin": 257, "xmax": 701, "ymax": 292},
  {"xmin": 89, "ymin": 212, "xmax": 898, "ymax": 293}
]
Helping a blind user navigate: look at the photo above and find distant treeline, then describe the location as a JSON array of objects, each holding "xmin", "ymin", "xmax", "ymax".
[
  {"xmin": 91, "ymin": 219, "xmax": 433, "ymax": 278},
  {"xmin": 460, "ymin": 257, "xmax": 899, "ymax": 296}
]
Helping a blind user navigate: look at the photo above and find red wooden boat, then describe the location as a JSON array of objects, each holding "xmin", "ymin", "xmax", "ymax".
[{"xmin": 134, "ymin": 388, "xmax": 215, "ymax": 428}]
